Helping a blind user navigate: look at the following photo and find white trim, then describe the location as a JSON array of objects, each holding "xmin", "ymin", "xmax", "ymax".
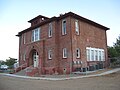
[
  {"xmin": 48, "ymin": 23, "xmax": 52, "ymax": 37},
  {"xmin": 62, "ymin": 19, "xmax": 67, "ymax": 35},
  {"xmin": 32, "ymin": 28, "xmax": 40, "ymax": 42},
  {"xmin": 76, "ymin": 48, "xmax": 80, "ymax": 58},
  {"xmin": 75, "ymin": 20, "xmax": 79, "ymax": 35},
  {"xmin": 63, "ymin": 48, "xmax": 67, "ymax": 58},
  {"xmin": 86, "ymin": 47, "xmax": 105, "ymax": 61},
  {"xmin": 48, "ymin": 50, "xmax": 52, "ymax": 59}
]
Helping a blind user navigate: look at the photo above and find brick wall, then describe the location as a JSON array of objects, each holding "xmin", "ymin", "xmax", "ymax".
[{"xmin": 18, "ymin": 15, "xmax": 108, "ymax": 74}]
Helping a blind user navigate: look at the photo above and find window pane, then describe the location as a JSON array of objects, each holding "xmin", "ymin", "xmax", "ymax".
[
  {"xmin": 99, "ymin": 51, "xmax": 101, "ymax": 61},
  {"xmin": 48, "ymin": 23, "xmax": 52, "ymax": 37},
  {"xmin": 63, "ymin": 48, "xmax": 67, "ymax": 58},
  {"xmin": 75, "ymin": 20, "xmax": 79, "ymax": 35},
  {"xmin": 32, "ymin": 30, "xmax": 34, "ymax": 41},
  {"xmin": 76, "ymin": 48, "xmax": 80, "ymax": 58},
  {"xmin": 87, "ymin": 49, "xmax": 90, "ymax": 61},
  {"xmin": 91, "ymin": 50, "xmax": 94, "ymax": 61},
  {"xmin": 102, "ymin": 51, "xmax": 105, "ymax": 61},
  {"xmin": 95, "ymin": 50, "xmax": 98, "ymax": 61},
  {"xmin": 48, "ymin": 50, "xmax": 52, "ymax": 59},
  {"xmin": 32, "ymin": 28, "xmax": 40, "ymax": 42},
  {"xmin": 62, "ymin": 20, "xmax": 66, "ymax": 35}
]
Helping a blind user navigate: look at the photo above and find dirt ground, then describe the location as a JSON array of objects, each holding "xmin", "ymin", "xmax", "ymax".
[{"xmin": 0, "ymin": 71, "xmax": 120, "ymax": 90}]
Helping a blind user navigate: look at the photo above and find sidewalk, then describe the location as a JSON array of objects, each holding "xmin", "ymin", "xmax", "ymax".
[{"xmin": 1, "ymin": 68, "xmax": 120, "ymax": 81}]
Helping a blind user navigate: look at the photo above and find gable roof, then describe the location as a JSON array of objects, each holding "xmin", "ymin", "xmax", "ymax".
[{"xmin": 16, "ymin": 12, "xmax": 109, "ymax": 36}]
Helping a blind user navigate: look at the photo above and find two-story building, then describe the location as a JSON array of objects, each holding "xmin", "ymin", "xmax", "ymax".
[{"xmin": 16, "ymin": 12, "xmax": 109, "ymax": 75}]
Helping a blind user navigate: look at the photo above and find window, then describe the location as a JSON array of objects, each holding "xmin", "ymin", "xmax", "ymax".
[
  {"xmin": 74, "ymin": 61, "xmax": 76, "ymax": 64},
  {"xmin": 87, "ymin": 49, "xmax": 90, "ymax": 61},
  {"xmin": 95, "ymin": 50, "xmax": 98, "ymax": 61},
  {"xmin": 99, "ymin": 51, "xmax": 101, "ymax": 61},
  {"xmin": 102, "ymin": 51, "xmax": 105, "ymax": 61},
  {"xmin": 75, "ymin": 20, "xmax": 79, "ymax": 35},
  {"xmin": 63, "ymin": 48, "xmax": 67, "ymax": 58},
  {"xmin": 48, "ymin": 50, "xmax": 52, "ymax": 59},
  {"xmin": 48, "ymin": 23, "xmax": 52, "ymax": 37},
  {"xmin": 86, "ymin": 47, "xmax": 105, "ymax": 62},
  {"xmin": 76, "ymin": 48, "xmax": 80, "ymax": 58},
  {"xmin": 32, "ymin": 28, "xmax": 40, "ymax": 42},
  {"xmin": 62, "ymin": 19, "xmax": 66, "ymax": 35},
  {"xmin": 91, "ymin": 50, "xmax": 94, "ymax": 61}
]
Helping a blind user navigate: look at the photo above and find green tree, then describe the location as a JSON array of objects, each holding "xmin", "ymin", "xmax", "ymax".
[
  {"xmin": 114, "ymin": 35, "xmax": 120, "ymax": 56},
  {"xmin": 5, "ymin": 57, "xmax": 17, "ymax": 69},
  {"xmin": 108, "ymin": 46, "xmax": 118, "ymax": 58},
  {"xmin": 108, "ymin": 35, "xmax": 120, "ymax": 64}
]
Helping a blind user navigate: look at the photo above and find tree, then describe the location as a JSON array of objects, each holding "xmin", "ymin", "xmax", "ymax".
[
  {"xmin": 114, "ymin": 35, "xmax": 120, "ymax": 56},
  {"xmin": 108, "ymin": 35, "xmax": 120, "ymax": 64},
  {"xmin": 5, "ymin": 57, "xmax": 17, "ymax": 69},
  {"xmin": 108, "ymin": 46, "xmax": 118, "ymax": 58},
  {"xmin": 0, "ymin": 60, "xmax": 6, "ymax": 65}
]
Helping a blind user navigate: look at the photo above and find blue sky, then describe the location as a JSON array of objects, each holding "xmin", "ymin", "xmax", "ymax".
[{"xmin": 0, "ymin": 0, "xmax": 120, "ymax": 60}]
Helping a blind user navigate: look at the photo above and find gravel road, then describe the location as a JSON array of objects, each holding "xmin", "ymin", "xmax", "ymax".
[{"xmin": 0, "ymin": 71, "xmax": 120, "ymax": 90}]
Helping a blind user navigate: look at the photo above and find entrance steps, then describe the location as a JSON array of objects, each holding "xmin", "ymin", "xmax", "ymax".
[{"xmin": 15, "ymin": 68, "xmax": 27, "ymax": 76}]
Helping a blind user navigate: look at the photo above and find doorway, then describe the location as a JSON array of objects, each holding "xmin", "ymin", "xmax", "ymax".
[{"xmin": 32, "ymin": 50, "xmax": 39, "ymax": 67}]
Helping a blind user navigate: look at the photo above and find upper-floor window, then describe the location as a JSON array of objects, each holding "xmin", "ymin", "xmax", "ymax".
[
  {"xmin": 75, "ymin": 20, "xmax": 79, "ymax": 35},
  {"xmin": 76, "ymin": 48, "xmax": 80, "ymax": 58},
  {"xmin": 63, "ymin": 48, "xmax": 67, "ymax": 58},
  {"xmin": 48, "ymin": 49, "xmax": 52, "ymax": 60},
  {"xmin": 62, "ymin": 19, "xmax": 67, "ymax": 35},
  {"xmin": 32, "ymin": 28, "xmax": 40, "ymax": 42},
  {"xmin": 48, "ymin": 23, "xmax": 52, "ymax": 37}
]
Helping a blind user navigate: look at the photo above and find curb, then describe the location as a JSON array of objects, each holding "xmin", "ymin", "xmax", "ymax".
[{"xmin": 1, "ymin": 68, "xmax": 120, "ymax": 81}]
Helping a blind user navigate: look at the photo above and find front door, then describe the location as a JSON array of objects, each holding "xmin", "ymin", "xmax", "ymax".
[{"xmin": 33, "ymin": 50, "xmax": 39, "ymax": 67}]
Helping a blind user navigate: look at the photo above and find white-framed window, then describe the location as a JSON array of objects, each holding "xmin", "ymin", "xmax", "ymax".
[
  {"xmin": 48, "ymin": 23, "xmax": 52, "ymax": 37},
  {"xmin": 99, "ymin": 51, "xmax": 102, "ymax": 61},
  {"xmin": 63, "ymin": 48, "xmax": 67, "ymax": 58},
  {"xmin": 91, "ymin": 50, "xmax": 94, "ymax": 61},
  {"xmin": 74, "ymin": 61, "xmax": 76, "ymax": 64},
  {"xmin": 48, "ymin": 50, "xmax": 52, "ymax": 59},
  {"xmin": 76, "ymin": 48, "xmax": 80, "ymax": 58},
  {"xmin": 75, "ymin": 20, "xmax": 79, "ymax": 35},
  {"xmin": 102, "ymin": 51, "xmax": 105, "ymax": 61},
  {"xmin": 32, "ymin": 28, "xmax": 40, "ymax": 42},
  {"xmin": 86, "ymin": 47, "xmax": 105, "ymax": 62},
  {"xmin": 95, "ymin": 50, "xmax": 98, "ymax": 61},
  {"xmin": 62, "ymin": 19, "xmax": 66, "ymax": 35},
  {"xmin": 87, "ymin": 49, "xmax": 90, "ymax": 61}
]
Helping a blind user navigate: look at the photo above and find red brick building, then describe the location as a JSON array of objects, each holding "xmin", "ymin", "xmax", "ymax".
[{"xmin": 16, "ymin": 12, "xmax": 109, "ymax": 75}]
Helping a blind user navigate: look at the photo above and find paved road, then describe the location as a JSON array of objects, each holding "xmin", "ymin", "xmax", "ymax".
[{"xmin": 0, "ymin": 71, "xmax": 120, "ymax": 90}]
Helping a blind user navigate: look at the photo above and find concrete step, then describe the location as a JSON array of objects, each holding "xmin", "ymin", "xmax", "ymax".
[{"xmin": 15, "ymin": 68, "xmax": 27, "ymax": 76}]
